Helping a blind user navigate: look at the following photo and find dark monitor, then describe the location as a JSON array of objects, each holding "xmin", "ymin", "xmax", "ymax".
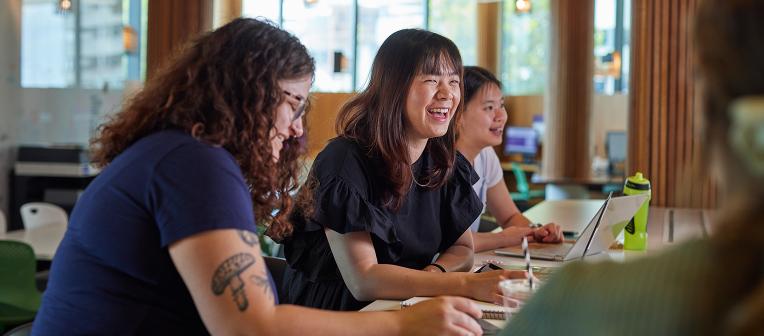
[
  {"xmin": 605, "ymin": 131, "xmax": 627, "ymax": 162},
  {"xmin": 504, "ymin": 127, "xmax": 538, "ymax": 160}
]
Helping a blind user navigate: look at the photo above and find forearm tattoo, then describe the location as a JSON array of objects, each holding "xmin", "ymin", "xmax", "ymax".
[
  {"xmin": 211, "ymin": 253, "xmax": 256, "ymax": 312},
  {"xmin": 238, "ymin": 230, "xmax": 260, "ymax": 247}
]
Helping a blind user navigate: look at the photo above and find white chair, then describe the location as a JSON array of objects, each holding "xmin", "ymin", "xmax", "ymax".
[
  {"xmin": 20, "ymin": 202, "xmax": 68, "ymax": 230},
  {"xmin": 0, "ymin": 209, "xmax": 6, "ymax": 232}
]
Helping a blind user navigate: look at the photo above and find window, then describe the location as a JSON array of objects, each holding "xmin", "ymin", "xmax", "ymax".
[
  {"xmin": 500, "ymin": 0, "xmax": 551, "ymax": 95},
  {"xmin": 282, "ymin": 0, "xmax": 355, "ymax": 92},
  {"xmin": 20, "ymin": 0, "xmax": 145, "ymax": 89},
  {"xmin": 428, "ymin": 0, "xmax": 477, "ymax": 66},
  {"xmin": 244, "ymin": 0, "xmax": 476, "ymax": 93},
  {"xmin": 21, "ymin": 0, "xmax": 77, "ymax": 88},
  {"xmin": 355, "ymin": 0, "xmax": 425, "ymax": 90},
  {"xmin": 593, "ymin": 0, "xmax": 631, "ymax": 94},
  {"xmin": 241, "ymin": 0, "xmax": 280, "ymax": 26}
]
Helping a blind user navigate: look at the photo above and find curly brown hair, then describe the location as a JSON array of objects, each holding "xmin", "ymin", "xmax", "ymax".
[{"xmin": 90, "ymin": 18, "xmax": 314, "ymax": 240}]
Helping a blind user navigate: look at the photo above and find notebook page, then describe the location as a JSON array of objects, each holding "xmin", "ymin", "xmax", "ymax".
[{"xmin": 400, "ymin": 297, "xmax": 516, "ymax": 320}]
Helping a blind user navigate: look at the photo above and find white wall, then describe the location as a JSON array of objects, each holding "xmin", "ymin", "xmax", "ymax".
[
  {"xmin": 17, "ymin": 88, "xmax": 123, "ymax": 146},
  {"xmin": 590, "ymin": 94, "xmax": 628, "ymax": 158}
]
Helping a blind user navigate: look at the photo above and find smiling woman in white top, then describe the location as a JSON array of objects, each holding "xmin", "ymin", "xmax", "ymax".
[{"xmin": 456, "ymin": 66, "xmax": 563, "ymax": 252}]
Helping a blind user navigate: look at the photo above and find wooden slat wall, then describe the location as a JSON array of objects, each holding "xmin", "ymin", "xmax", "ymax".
[
  {"xmin": 628, "ymin": 0, "xmax": 716, "ymax": 208},
  {"xmin": 146, "ymin": 0, "xmax": 214, "ymax": 80},
  {"xmin": 213, "ymin": 0, "xmax": 242, "ymax": 28},
  {"xmin": 476, "ymin": 0, "xmax": 501, "ymax": 75},
  {"xmin": 541, "ymin": 0, "xmax": 595, "ymax": 179}
]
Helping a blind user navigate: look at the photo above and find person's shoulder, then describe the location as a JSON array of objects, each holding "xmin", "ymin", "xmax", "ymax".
[
  {"xmin": 479, "ymin": 146, "xmax": 501, "ymax": 163},
  {"xmin": 313, "ymin": 137, "xmax": 370, "ymax": 176},
  {"xmin": 477, "ymin": 147, "xmax": 502, "ymax": 184},
  {"xmin": 153, "ymin": 130, "xmax": 239, "ymax": 171},
  {"xmin": 453, "ymin": 151, "xmax": 480, "ymax": 185},
  {"xmin": 537, "ymin": 239, "xmax": 714, "ymax": 312},
  {"xmin": 562, "ymin": 239, "xmax": 711, "ymax": 279},
  {"xmin": 505, "ymin": 240, "xmax": 714, "ymax": 335},
  {"xmin": 455, "ymin": 150, "xmax": 471, "ymax": 167},
  {"xmin": 319, "ymin": 137, "xmax": 366, "ymax": 158}
]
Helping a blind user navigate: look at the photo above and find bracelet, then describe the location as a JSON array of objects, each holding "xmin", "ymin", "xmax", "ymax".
[{"xmin": 428, "ymin": 263, "xmax": 447, "ymax": 272}]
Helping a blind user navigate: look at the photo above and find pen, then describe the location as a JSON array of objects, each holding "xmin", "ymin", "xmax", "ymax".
[{"xmin": 522, "ymin": 236, "xmax": 534, "ymax": 290}]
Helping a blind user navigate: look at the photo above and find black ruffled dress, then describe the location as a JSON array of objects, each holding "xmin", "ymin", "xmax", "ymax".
[{"xmin": 282, "ymin": 137, "xmax": 482, "ymax": 311}]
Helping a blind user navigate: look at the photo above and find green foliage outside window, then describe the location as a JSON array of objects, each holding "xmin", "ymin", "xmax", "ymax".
[{"xmin": 501, "ymin": 0, "xmax": 551, "ymax": 95}]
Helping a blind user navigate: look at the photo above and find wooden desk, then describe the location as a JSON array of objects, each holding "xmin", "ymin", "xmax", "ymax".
[
  {"xmin": 500, "ymin": 162, "xmax": 539, "ymax": 173},
  {"xmin": 0, "ymin": 224, "xmax": 66, "ymax": 260},
  {"xmin": 361, "ymin": 203, "xmax": 716, "ymax": 325},
  {"xmin": 530, "ymin": 173, "xmax": 624, "ymax": 186}
]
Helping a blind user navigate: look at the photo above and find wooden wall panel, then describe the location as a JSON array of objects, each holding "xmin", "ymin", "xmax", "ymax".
[
  {"xmin": 476, "ymin": 1, "xmax": 501, "ymax": 75},
  {"xmin": 147, "ymin": 0, "xmax": 214, "ymax": 80},
  {"xmin": 628, "ymin": 0, "xmax": 716, "ymax": 208},
  {"xmin": 541, "ymin": 0, "xmax": 595, "ymax": 180},
  {"xmin": 305, "ymin": 92, "xmax": 355, "ymax": 158},
  {"xmin": 213, "ymin": 0, "xmax": 242, "ymax": 28}
]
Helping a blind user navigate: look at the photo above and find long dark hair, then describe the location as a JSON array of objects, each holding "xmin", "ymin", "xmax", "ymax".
[
  {"xmin": 463, "ymin": 66, "xmax": 502, "ymax": 105},
  {"xmin": 335, "ymin": 29, "xmax": 464, "ymax": 210},
  {"xmin": 91, "ymin": 18, "xmax": 315, "ymax": 240},
  {"xmin": 695, "ymin": 0, "xmax": 764, "ymax": 334}
]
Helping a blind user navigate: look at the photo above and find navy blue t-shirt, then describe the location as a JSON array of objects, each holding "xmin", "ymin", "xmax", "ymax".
[{"xmin": 33, "ymin": 130, "xmax": 276, "ymax": 335}]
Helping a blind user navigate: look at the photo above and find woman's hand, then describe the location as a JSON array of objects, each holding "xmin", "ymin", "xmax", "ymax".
[
  {"xmin": 499, "ymin": 226, "xmax": 534, "ymax": 247},
  {"xmin": 397, "ymin": 296, "xmax": 483, "ymax": 336},
  {"xmin": 463, "ymin": 270, "xmax": 527, "ymax": 304},
  {"xmin": 529, "ymin": 223, "xmax": 563, "ymax": 243}
]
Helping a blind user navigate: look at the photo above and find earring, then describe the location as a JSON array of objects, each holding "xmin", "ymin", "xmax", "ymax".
[{"xmin": 729, "ymin": 96, "xmax": 764, "ymax": 176}]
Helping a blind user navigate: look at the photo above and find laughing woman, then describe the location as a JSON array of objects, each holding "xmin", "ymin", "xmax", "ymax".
[{"xmin": 282, "ymin": 29, "xmax": 524, "ymax": 312}]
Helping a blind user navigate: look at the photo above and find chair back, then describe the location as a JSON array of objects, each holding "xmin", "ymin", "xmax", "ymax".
[
  {"xmin": 20, "ymin": 203, "xmax": 68, "ymax": 230},
  {"xmin": 2, "ymin": 321, "xmax": 33, "ymax": 336},
  {"xmin": 511, "ymin": 162, "xmax": 531, "ymax": 195},
  {"xmin": 0, "ymin": 240, "xmax": 42, "ymax": 312},
  {"xmin": 263, "ymin": 256, "xmax": 287, "ymax": 303}
]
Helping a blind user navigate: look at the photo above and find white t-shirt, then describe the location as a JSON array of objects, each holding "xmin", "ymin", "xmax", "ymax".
[{"xmin": 468, "ymin": 147, "xmax": 504, "ymax": 232}]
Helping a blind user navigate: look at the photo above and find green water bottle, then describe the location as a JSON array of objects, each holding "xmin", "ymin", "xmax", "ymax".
[{"xmin": 623, "ymin": 172, "xmax": 651, "ymax": 251}]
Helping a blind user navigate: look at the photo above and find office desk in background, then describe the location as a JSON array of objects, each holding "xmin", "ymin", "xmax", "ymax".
[
  {"xmin": 499, "ymin": 162, "xmax": 539, "ymax": 173},
  {"xmin": 9, "ymin": 163, "xmax": 98, "ymax": 231},
  {"xmin": 530, "ymin": 173, "xmax": 624, "ymax": 187}
]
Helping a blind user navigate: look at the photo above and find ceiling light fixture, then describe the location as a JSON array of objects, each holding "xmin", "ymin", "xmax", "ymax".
[
  {"xmin": 57, "ymin": 0, "xmax": 73, "ymax": 14},
  {"xmin": 515, "ymin": 0, "xmax": 532, "ymax": 14}
]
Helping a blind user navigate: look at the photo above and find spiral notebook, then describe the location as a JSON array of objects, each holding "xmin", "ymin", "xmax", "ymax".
[{"xmin": 400, "ymin": 297, "xmax": 512, "ymax": 320}]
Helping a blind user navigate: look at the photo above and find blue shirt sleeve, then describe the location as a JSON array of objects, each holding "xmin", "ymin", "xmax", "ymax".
[{"xmin": 148, "ymin": 142, "xmax": 256, "ymax": 247}]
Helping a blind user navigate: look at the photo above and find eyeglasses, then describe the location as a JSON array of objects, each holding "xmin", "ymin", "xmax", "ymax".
[{"xmin": 283, "ymin": 90, "xmax": 307, "ymax": 121}]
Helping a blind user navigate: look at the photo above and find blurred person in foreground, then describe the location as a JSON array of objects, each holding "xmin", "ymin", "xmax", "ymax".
[{"xmin": 502, "ymin": 0, "xmax": 764, "ymax": 334}]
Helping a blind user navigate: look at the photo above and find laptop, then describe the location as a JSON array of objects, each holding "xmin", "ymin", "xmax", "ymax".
[
  {"xmin": 522, "ymin": 199, "xmax": 608, "ymax": 237},
  {"xmin": 495, "ymin": 193, "xmax": 648, "ymax": 261}
]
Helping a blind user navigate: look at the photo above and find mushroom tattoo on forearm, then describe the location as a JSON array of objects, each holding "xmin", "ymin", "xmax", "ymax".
[{"xmin": 212, "ymin": 253, "xmax": 256, "ymax": 311}]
